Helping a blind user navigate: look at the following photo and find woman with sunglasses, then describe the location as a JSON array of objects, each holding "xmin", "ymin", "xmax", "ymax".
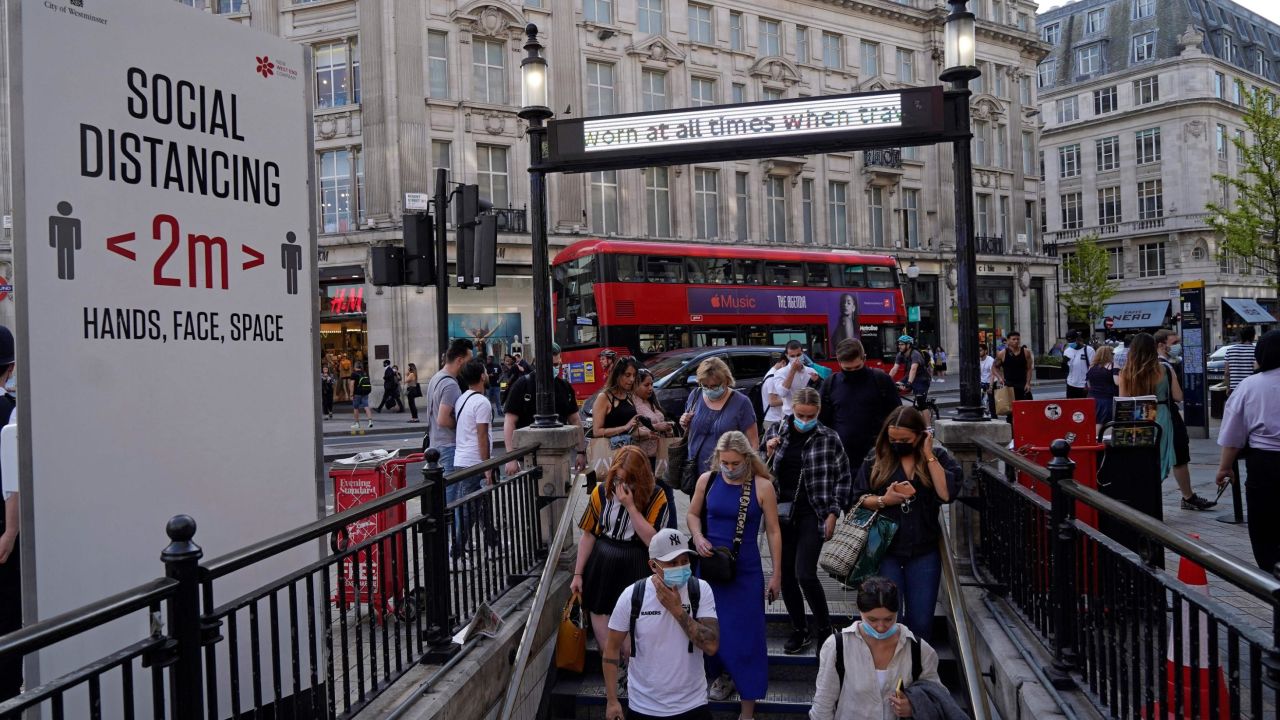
[
  {"xmin": 591, "ymin": 356, "xmax": 641, "ymax": 450},
  {"xmin": 679, "ymin": 357, "xmax": 760, "ymax": 482},
  {"xmin": 849, "ymin": 406, "xmax": 961, "ymax": 643}
]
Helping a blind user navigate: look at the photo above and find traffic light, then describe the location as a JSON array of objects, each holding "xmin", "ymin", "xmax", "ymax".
[
  {"xmin": 370, "ymin": 245, "xmax": 404, "ymax": 286},
  {"xmin": 471, "ymin": 213, "xmax": 497, "ymax": 288},
  {"xmin": 403, "ymin": 212, "xmax": 435, "ymax": 286},
  {"xmin": 455, "ymin": 185, "xmax": 479, "ymax": 289}
]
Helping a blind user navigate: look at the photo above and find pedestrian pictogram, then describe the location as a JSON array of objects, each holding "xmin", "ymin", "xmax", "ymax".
[{"xmin": 50, "ymin": 200, "xmax": 81, "ymax": 280}]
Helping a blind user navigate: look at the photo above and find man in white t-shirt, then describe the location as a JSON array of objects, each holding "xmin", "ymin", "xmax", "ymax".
[
  {"xmin": 979, "ymin": 343, "xmax": 996, "ymax": 418},
  {"xmin": 767, "ymin": 341, "xmax": 819, "ymax": 423},
  {"xmin": 761, "ymin": 353, "xmax": 787, "ymax": 433},
  {"xmin": 604, "ymin": 529, "xmax": 719, "ymax": 720},
  {"xmin": 451, "ymin": 358, "xmax": 500, "ymax": 565},
  {"xmin": 1062, "ymin": 331, "xmax": 1095, "ymax": 399}
]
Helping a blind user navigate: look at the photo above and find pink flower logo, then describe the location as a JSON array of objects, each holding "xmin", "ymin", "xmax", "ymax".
[{"xmin": 256, "ymin": 56, "xmax": 275, "ymax": 78}]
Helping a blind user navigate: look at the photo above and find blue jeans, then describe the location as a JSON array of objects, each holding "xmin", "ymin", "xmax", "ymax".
[
  {"xmin": 486, "ymin": 386, "xmax": 502, "ymax": 414},
  {"xmin": 876, "ymin": 549, "xmax": 942, "ymax": 643}
]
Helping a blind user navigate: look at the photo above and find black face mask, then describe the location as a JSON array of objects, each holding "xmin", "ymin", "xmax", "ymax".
[
  {"xmin": 890, "ymin": 441, "xmax": 916, "ymax": 457},
  {"xmin": 842, "ymin": 367, "xmax": 866, "ymax": 378}
]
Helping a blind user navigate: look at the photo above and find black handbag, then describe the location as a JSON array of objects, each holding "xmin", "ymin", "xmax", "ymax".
[{"xmin": 698, "ymin": 473, "xmax": 752, "ymax": 583}]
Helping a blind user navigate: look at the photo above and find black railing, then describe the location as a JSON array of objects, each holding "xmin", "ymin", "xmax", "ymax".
[
  {"xmin": 493, "ymin": 207, "xmax": 528, "ymax": 233},
  {"xmin": 973, "ymin": 437, "xmax": 1280, "ymax": 719},
  {"xmin": 0, "ymin": 444, "xmax": 545, "ymax": 719},
  {"xmin": 976, "ymin": 235, "xmax": 1006, "ymax": 254}
]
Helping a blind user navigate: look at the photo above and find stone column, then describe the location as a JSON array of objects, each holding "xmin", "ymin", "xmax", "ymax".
[
  {"xmin": 933, "ymin": 419, "xmax": 1012, "ymax": 553},
  {"xmin": 250, "ymin": 0, "xmax": 279, "ymax": 37},
  {"xmin": 393, "ymin": 0, "xmax": 430, "ymax": 200},
  {"xmin": 547, "ymin": 15, "xmax": 584, "ymax": 233},
  {"xmin": 513, "ymin": 424, "xmax": 583, "ymax": 544},
  {"xmin": 358, "ymin": 0, "xmax": 393, "ymax": 223}
]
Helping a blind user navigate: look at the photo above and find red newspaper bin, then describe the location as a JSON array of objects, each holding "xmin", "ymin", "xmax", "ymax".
[
  {"xmin": 329, "ymin": 452, "xmax": 423, "ymax": 621},
  {"xmin": 1011, "ymin": 399, "xmax": 1104, "ymax": 527}
]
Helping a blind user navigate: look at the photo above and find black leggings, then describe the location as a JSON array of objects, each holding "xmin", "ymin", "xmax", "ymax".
[
  {"xmin": 780, "ymin": 504, "xmax": 830, "ymax": 633},
  {"xmin": 0, "ymin": 534, "xmax": 21, "ymax": 701},
  {"xmin": 408, "ymin": 394, "xmax": 419, "ymax": 420},
  {"xmin": 1245, "ymin": 450, "xmax": 1280, "ymax": 573}
]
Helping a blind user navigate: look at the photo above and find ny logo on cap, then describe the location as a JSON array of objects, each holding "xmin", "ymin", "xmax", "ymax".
[{"xmin": 669, "ymin": 534, "xmax": 682, "ymax": 547}]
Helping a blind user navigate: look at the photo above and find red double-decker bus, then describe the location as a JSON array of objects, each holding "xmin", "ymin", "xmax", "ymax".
[{"xmin": 551, "ymin": 239, "xmax": 908, "ymax": 400}]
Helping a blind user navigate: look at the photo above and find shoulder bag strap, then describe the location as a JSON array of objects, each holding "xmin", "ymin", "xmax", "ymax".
[
  {"xmin": 628, "ymin": 579, "xmax": 645, "ymax": 657},
  {"xmin": 730, "ymin": 476, "xmax": 752, "ymax": 559},
  {"xmin": 910, "ymin": 636, "xmax": 921, "ymax": 683}
]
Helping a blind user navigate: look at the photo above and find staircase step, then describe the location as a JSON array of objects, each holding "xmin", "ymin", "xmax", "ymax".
[
  {"xmin": 551, "ymin": 676, "xmax": 818, "ymax": 715},
  {"xmin": 584, "ymin": 633, "xmax": 823, "ymax": 667}
]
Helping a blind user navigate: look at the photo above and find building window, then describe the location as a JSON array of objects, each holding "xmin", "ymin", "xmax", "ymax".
[
  {"xmin": 1022, "ymin": 131, "xmax": 1036, "ymax": 175},
  {"xmin": 1077, "ymin": 45, "xmax": 1102, "ymax": 76},
  {"xmin": 828, "ymin": 181, "xmax": 849, "ymax": 247},
  {"xmin": 801, "ymin": 179, "xmax": 815, "ymax": 244},
  {"xmin": 1038, "ymin": 59, "xmax": 1056, "ymax": 88},
  {"xmin": 735, "ymin": 172, "xmax": 749, "ymax": 241},
  {"xmin": 763, "ymin": 87, "xmax": 783, "ymax": 102},
  {"xmin": 976, "ymin": 194, "xmax": 991, "ymax": 236},
  {"xmin": 902, "ymin": 188, "xmax": 920, "ymax": 249},
  {"xmin": 472, "ymin": 39, "xmax": 506, "ymax": 104},
  {"xmin": 1025, "ymin": 200, "xmax": 1037, "ymax": 244},
  {"xmin": 431, "ymin": 140, "xmax": 450, "ymax": 175},
  {"xmin": 688, "ymin": 3, "xmax": 713, "ymax": 44},
  {"xmin": 1093, "ymin": 85, "xmax": 1117, "ymax": 114},
  {"xmin": 319, "ymin": 149, "xmax": 353, "ymax": 234},
  {"xmin": 637, "ymin": 0, "xmax": 662, "ymax": 34},
  {"xmin": 973, "ymin": 120, "xmax": 989, "ymax": 165},
  {"xmin": 1106, "ymin": 246, "xmax": 1124, "ymax": 279},
  {"xmin": 1132, "ymin": 31, "xmax": 1156, "ymax": 63},
  {"xmin": 691, "ymin": 77, "xmax": 716, "ymax": 107},
  {"xmin": 1135, "ymin": 127, "xmax": 1161, "ymax": 164},
  {"xmin": 1061, "ymin": 192, "xmax": 1083, "ymax": 230},
  {"xmin": 861, "ymin": 41, "xmax": 880, "ymax": 77},
  {"xmin": 1098, "ymin": 186, "xmax": 1121, "ymax": 226},
  {"xmin": 999, "ymin": 195, "xmax": 1011, "ymax": 240},
  {"xmin": 590, "ymin": 171, "xmax": 619, "ymax": 234},
  {"xmin": 760, "ymin": 18, "xmax": 781, "ymax": 57},
  {"xmin": 584, "ymin": 0, "xmax": 613, "ymax": 24},
  {"xmin": 993, "ymin": 64, "xmax": 1007, "ymax": 98},
  {"xmin": 586, "ymin": 61, "xmax": 616, "ymax": 116},
  {"xmin": 641, "ymin": 69, "xmax": 667, "ymax": 111},
  {"xmin": 1061, "ymin": 253, "xmax": 1076, "ymax": 283},
  {"xmin": 1217, "ymin": 124, "xmax": 1229, "ymax": 159},
  {"xmin": 995, "ymin": 123, "xmax": 1008, "ymax": 168},
  {"xmin": 729, "ymin": 12, "xmax": 744, "ymax": 51},
  {"xmin": 1134, "ymin": 75, "xmax": 1159, "ymax": 104},
  {"xmin": 1236, "ymin": 129, "xmax": 1247, "ymax": 163},
  {"xmin": 694, "ymin": 169, "xmax": 719, "ymax": 239},
  {"xmin": 796, "ymin": 26, "xmax": 810, "ymax": 62},
  {"xmin": 1137, "ymin": 179, "xmax": 1163, "ymax": 220},
  {"xmin": 1133, "ymin": 0, "xmax": 1155, "ymax": 19},
  {"xmin": 822, "ymin": 33, "xmax": 842, "ymax": 69},
  {"xmin": 1214, "ymin": 71, "xmax": 1226, "ymax": 98},
  {"xmin": 1058, "ymin": 144, "xmax": 1081, "ymax": 178},
  {"xmin": 868, "ymin": 186, "xmax": 885, "ymax": 247},
  {"xmin": 1020, "ymin": 75, "xmax": 1032, "ymax": 105},
  {"xmin": 315, "ymin": 39, "xmax": 360, "ymax": 108},
  {"xmin": 732, "ymin": 83, "xmax": 746, "ymax": 103},
  {"xmin": 1096, "ymin": 135, "xmax": 1119, "ymax": 171},
  {"xmin": 476, "ymin": 145, "xmax": 509, "ymax": 209},
  {"xmin": 217, "ymin": 0, "xmax": 245, "ymax": 12},
  {"xmin": 897, "ymin": 48, "xmax": 914, "ymax": 83},
  {"xmin": 1230, "ymin": 79, "xmax": 1243, "ymax": 105},
  {"xmin": 1056, "ymin": 96, "xmax": 1078, "ymax": 123},
  {"xmin": 1042, "ymin": 22, "xmax": 1061, "ymax": 45},
  {"xmin": 1085, "ymin": 7, "xmax": 1106, "ymax": 34},
  {"xmin": 766, "ymin": 176, "xmax": 787, "ymax": 243},
  {"xmin": 427, "ymin": 31, "xmax": 448, "ymax": 99},
  {"xmin": 1139, "ymin": 242, "xmax": 1165, "ymax": 277},
  {"xmin": 644, "ymin": 167, "xmax": 671, "ymax": 237}
]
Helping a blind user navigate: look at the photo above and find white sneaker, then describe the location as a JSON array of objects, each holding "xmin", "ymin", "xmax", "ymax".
[
  {"xmin": 366, "ymin": 421, "xmax": 374, "ymax": 429},
  {"xmin": 350, "ymin": 422, "xmax": 360, "ymax": 432},
  {"xmin": 708, "ymin": 673, "xmax": 735, "ymax": 701}
]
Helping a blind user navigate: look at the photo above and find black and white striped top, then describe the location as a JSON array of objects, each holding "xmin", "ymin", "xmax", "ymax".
[{"xmin": 1226, "ymin": 343, "xmax": 1256, "ymax": 391}]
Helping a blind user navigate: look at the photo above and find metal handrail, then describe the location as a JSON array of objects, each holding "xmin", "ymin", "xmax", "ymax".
[
  {"xmin": 203, "ymin": 445, "xmax": 540, "ymax": 579},
  {"xmin": 498, "ymin": 471, "xmax": 588, "ymax": 720},
  {"xmin": 938, "ymin": 511, "xmax": 990, "ymax": 720},
  {"xmin": 0, "ymin": 577, "xmax": 177, "ymax": 658},
  {"xmin": 975, "ymin": 436, "xmax": 1280, "ymax": 603}
]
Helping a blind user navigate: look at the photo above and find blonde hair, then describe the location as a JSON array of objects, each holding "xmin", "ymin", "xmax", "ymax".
[
  {"xmin": 792, "ymin": 387, "xmax": 821, "ymax": 409},
  {"xmin": 711, "ymin": 431, "xmax": 772, "ymax": 482},
  {"xmin": 1091, "ymin": 346, "xmax": 1115, "ymax": 369},
  {"xmin": 696, "ymin": 357, "xmax": 735, "ymax": 388}
]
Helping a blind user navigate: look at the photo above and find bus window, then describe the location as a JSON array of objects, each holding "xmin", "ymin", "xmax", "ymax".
[
  {"xmin": 554, "ymin": 254, "xmax": 597, "ymax": 347},
  {"xmin": 647, "ymin": 256, "xmax": 684, "ymax": 283},
  {"xmin": 806, "ymin": 263, "xmax": 831, "ymax": 287},
  {"xmin": 638, "ymin": 326, "xmax": 668, "ymax": 356},
  {"xmin": 808, "ymin": 325, "xmax": 830, "ymax": 360},
  {"xmin": 741, "ymin": 326, "xmax": 771, "ymax": 346},
  {"xmin": 769, "ymin": 328, "xmax": 809, "ymax": 346},
  {"xmin": 765, "ymin": 261, "xmax": 804, "ymax": 286},
  {"xmin": 684, "ymin": 257, "xmax": 708, "ymax": 285},
  {"xmin": 694, "ymin": 329, "xmax": 737, "ymax": 347},
  {"xmin": 616, "ymin": 254, "xmax": 644, "ymax": 282},
  {"xmin": 667, "ymin": 325, "xmax": 690, "ymax": 350},
  {"xmin": 734, "ymin": 259, "xmax": 763, "ymax": 285},
  {"xmin": 706, "ymin": 257, "xmax": 733, "ymax": 284},
  {"xmin": 866, "ymin": 265, "xmax": 896, "ymax": 288},
  {"xmin": 839, "ymin": 265, "xmax": 866, "ymax": 288}
]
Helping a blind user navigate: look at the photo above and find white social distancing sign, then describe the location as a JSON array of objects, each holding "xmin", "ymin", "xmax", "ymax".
[{"xmin": 12, "ymin": 0, "xmax": 321, "ymax": 713}]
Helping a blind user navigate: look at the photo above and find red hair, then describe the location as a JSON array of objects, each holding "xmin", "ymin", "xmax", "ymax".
[{"xmin": 605, "ymin": 445, "xmax": 656, "ymax": 509}]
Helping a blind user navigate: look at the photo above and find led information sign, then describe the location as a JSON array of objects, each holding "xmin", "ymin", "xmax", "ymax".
[
  {"xmin": 546, "ymin": 86, "xmax": 945, "ymax": 172},
  {"xmin": 1180, "ymin": 281, "xmax": 1209, "ymax": 436}
]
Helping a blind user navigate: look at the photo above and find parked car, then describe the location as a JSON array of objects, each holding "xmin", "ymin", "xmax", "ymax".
[
  {"xmin": 1207, "ymin": 345, "xmax": 1231, "ymax": 381},
  {"xmin": 580, "ymin": 345, "xmax": 785, "ymax": 432}
]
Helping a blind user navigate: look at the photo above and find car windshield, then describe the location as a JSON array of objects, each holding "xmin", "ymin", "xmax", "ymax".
[{"xmin": 644, "ymin": 351, "xmax": 698, "ymax": 385}]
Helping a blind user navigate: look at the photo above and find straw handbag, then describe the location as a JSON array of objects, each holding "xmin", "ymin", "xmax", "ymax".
[{"xmin": 819, "ymin": 507, "xmax": 883, "ymax": 579}]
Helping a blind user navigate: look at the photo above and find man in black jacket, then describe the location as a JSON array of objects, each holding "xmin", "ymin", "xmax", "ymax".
[{"xmin": 819, "ymin": 339, "xmax": 901, "ymax": 472}]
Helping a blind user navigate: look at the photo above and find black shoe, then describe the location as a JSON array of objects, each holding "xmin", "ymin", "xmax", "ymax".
[
  {"xmin": 811, "ymin": 626, "xmax": 833, "ymax": 655},
  {"xmin": 783, "ymin": 629, "xmax": 811, "ymax": 655},
  {"xmin": 1182, "ymin": 493, "xmax": 1216, "ymax": 511}
]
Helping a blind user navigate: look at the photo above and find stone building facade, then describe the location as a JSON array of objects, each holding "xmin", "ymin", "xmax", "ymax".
[
  {"xmin": 1, "ymin": 0, "xmax": 1055, "ymax": 365},
  {"xmin": 1038, "ymin": 0, "xmax": 1280, "ymax": 347}
]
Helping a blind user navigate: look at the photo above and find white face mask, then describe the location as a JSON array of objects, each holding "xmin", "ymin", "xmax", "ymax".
[{"xmin": 4, "ymin": 373, "xmax": 15, "ymax": 394}]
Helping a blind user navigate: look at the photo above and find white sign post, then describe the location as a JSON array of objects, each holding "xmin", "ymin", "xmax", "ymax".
[{"xmin": 11, "ymin": 0, "xmax": 321, "ymax": 709}]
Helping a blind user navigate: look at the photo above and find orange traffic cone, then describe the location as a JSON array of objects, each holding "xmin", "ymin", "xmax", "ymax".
[{"xmin": 1155, "ymin": 535, "xmax": 1231, "ymax": 719}]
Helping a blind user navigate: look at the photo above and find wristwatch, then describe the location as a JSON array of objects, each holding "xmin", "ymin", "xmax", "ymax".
[{"xmin": 876, "ymin": 495, "xmax": 886, "ymax": 510}]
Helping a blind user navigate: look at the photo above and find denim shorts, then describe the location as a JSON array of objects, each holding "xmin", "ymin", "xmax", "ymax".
[{"xmin": 351, "ymin": 394, "xmax": 369, "ymax": 409}]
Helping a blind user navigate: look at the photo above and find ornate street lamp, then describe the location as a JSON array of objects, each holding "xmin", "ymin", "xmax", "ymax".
[
  {"xmin": 519, "ymin": 24, "xmax": 559, "ymax": 428},
  {"xmin": 940, "ymin": 0, "xmax": 984, "ymax": 421}
]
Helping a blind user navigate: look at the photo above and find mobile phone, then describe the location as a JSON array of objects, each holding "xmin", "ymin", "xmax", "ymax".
[{"xmin": 895, "ymin": 677, "xmax": 904, "ymax": 695}]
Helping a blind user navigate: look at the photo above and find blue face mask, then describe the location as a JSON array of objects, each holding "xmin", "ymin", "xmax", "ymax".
[
  {"xmin": 702, "ymin": 385, "xmax": 727, "ymax": 400},
  {"xmin": 861, "ymin": 621, "xmax": 899, "ymax": 641},
  {"xmin": 663, "ymin": 565, "xmax": 692, "ymax": 588},
  {"xmin": 4, "ymin": 373, "xmax": 15, "ymax": 394},
  {"xmin": 1069, "ymin": 342, "xmax": 1079, "ymax": 350},
  {"xmin": 793, "ymin": 417, "xmax": 818, "ymax": 433}
]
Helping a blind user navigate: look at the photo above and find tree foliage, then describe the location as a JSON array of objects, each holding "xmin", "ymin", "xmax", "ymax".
[
  {"xmin": 1061, "ymin": 234, "xmax": 1116, "ymax": 333},
  {"xmin": 1208, "ymin": 83, "xmax": 1280, "ymax": 286}
]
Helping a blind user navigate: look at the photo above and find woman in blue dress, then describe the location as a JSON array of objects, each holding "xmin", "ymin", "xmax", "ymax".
[{"xmin": 687, "ymin": 430, "xmax": 783, "ymax": 716}]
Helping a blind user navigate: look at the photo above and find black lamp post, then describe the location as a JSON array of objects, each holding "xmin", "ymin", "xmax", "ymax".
[
  {"xmin": 519, "ymin": 24, "xmax": 560, "ymax": 428},
  {"xmin": 940, "ymin": 0, "xmax": 985, "ymax": 422}
]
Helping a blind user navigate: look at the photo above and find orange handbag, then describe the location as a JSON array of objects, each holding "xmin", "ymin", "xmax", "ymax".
[{"xmin": 554, "ymin": 592, "xmax": 587, "ymax": 673}]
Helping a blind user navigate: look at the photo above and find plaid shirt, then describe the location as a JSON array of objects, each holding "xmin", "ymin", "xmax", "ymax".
[{"xmin": 763, "ymin": 418, "xmax": 854, "ymax": 518}]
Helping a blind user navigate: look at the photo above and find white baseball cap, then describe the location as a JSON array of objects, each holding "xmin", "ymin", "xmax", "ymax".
[{"xmin": 648, "ymin": 528, "xmax": 695, "ymax": 562}]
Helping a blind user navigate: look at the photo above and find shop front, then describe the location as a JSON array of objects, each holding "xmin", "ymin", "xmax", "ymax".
[
  {"xmin": 976, "ymin": 277, "xmax": 1015, "ymax": 350},
  {"xmin": 447, "ymin": 275, "xmax": 535, "ymax": 361},
  {"xmin": 906, "ymin": 274, "xmax": 941, "ymax": 353},
  {"xmin": 320, "ymin": 265, "xmax": 368, "ymax": 401},
  {"xmin": 1096, "ymin": 299, "xmax": 1171, "ymax": 339},
  {"xmin": 1222, "ymin": 297, "xmax": 1277, "ymax": 343}
]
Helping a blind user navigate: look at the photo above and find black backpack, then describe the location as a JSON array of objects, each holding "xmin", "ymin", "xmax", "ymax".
[
  {"xmin": 833, "ymin": 629, "xmax": 920, "ymax": 693},
  {"xmin": 355, "ymin": 373, "xmax": 372, "ymax": 396},
  {"xmin": 628, "ymin": 577, "xmax": 700, "ymax": 656}
]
